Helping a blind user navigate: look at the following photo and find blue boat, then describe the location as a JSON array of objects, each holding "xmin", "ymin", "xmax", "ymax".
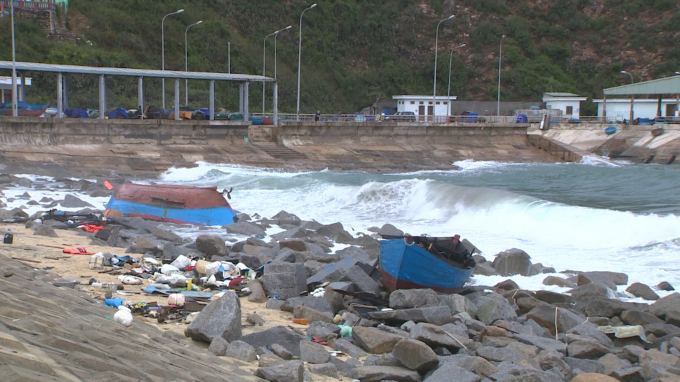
[
  {"xmin": 379, "ymin": 235, "xmax": 477, "ymax": 293},
  {"xmin": 106, "ymin": 182, "xmax": 238, "ymax": 226},
  {"xmin": 0, "ymin": 101, "xmax": 50, "ymax": 117},
  {"xmin": 605, "ymin": 126, "xmax": 617, "ymax": 135}
]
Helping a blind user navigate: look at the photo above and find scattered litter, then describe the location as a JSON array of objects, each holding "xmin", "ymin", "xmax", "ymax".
[{"xmin": 113, "ymin": 307, "xmax": 133, "ymax": 327}]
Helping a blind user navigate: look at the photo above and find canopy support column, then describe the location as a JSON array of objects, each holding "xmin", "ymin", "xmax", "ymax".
[
  {"xmin": 657, "ymin": 95, "xmax": 662, "ymax": 117},
  {"xmin": 238, "ymin": 83, "xmax": 244, "ymax": 114},
  {"xmin": 273, "ymin": 81, "xmax": 278, "ymax": 125},
  {"xmin": 174, "ymin": 79, "xmax": 180, "ymax": 120},
  {"xmin": 243, "ymin": 82, "xmax": 249, "ymax": 122},
  {"xmin": 57, "ymin": 72, "xmax": 63, "ymax": 119},
  {"xmin": 603, "ymin": 95, "xmax": 607, "ymax": 119},
  {"xmin": 629, "ymin": 95, "xmax": 634, "ymax": 123},
  {"xmin": 98, "ymin": 74, "xmax": 106, "ymax": 119},
  {"xmin": 138, "ymin": 77, "xmax": 144, "ymax": 119},
  {"xmin": 209, "ymin": 80, "xmax": 215, "ymax": 121}
]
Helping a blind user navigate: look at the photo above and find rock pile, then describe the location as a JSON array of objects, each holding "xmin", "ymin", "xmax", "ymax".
[{"xmin": 2, "ymin": 176, "xmax": 680, "ymax": 382}]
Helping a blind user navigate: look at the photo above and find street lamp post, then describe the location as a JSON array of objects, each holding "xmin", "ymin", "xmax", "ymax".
[
  {"xmin": 161, "ymin": 9, "xmax": 184, "ymax": 110},
  {"xmin": 447, "ymin": 43, "xmax": 466, "ymax": 118},
  {"xmin": 296, "ymin": 3, "xmax": 317, "ymax": 121},
  {"xmin": 620, "ymin": 70, "xmax": 634, "ymax": 123},
  {"xmin": 432, "ymin": 15, "xmax": 454, "ymax": 123},
  {"xmin": 11, "ymin": 1, "xmax": 17, "ymax": 117},
  {"xmin": 185, "ymin": 20, "xmax": 203, "ymax": 106},
  {"xmin": 497, "ymin": 34, "xmax": 505, "ymax": 119},
  {"xmin": 274, "ymin": 26, "xmax": 292, "ymax": 81},
  {"xmin": 262, "ymin": 28, "xmax": 286, "ymax": 114}
]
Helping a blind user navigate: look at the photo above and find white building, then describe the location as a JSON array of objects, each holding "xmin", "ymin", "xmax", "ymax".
[
  {"xmin": 392, "ymin": 95, "xmax": 457, "ymax": 119},
  {"xmin": 542, "ymin": 93, "xmax": 587, "ymax": 119},
  {"xmin": 0, "ymin": 76, "xmax": 32, "ymax": 103},
  {"xmin": 593, "ymin": 98, "xmax": 679, "ymax": 121}
]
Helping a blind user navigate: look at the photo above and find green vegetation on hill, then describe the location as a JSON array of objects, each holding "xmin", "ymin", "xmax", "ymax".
[{"xmin": 1, "ymin": 0, "xmax": 679, "ymax": 116}]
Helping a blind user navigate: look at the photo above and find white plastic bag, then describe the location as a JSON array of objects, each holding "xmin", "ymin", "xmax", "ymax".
[
  {"xmin": 160, "ymin": 264, "xmax": 181, "ymax": 276},
  {"xmin": 204, "ymin": 261, "xmax": 222, "ymax": 277},
  {"xmin": 168, "ymin": 293, "xmax": 185, "ymax": 307},
  {"xmin": 170, "ymin": 255, "xmax": 192, "ymax": 270},
  {"xmin": 154, "ymin": 273, "xmax": 187, "ymax": 286},
  {"xmin": 118, "ymin": 275, "xmax": 143, "ymax": 285},
  {"xmin": 113, "ymin": 308, "xmax": 133, "ymax": 327}
]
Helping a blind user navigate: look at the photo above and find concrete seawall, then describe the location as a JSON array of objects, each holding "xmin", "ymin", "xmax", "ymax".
[{"xmin": 4, "ymin": 117, "xmax": 678, "ymax": 177}]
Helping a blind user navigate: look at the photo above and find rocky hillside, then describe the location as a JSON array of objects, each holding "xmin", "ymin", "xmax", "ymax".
[{"xmin": 1, "ymin": 0, "xmax": 679, "ymax": 115}]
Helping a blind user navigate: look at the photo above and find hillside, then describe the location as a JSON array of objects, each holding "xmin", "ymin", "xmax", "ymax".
[{"xmin": 1, "ymin": 0, "xmax": 679, "ymax": 116}]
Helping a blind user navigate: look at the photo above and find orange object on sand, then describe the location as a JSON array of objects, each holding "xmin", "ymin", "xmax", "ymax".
[
  {"xmin": 104, "ymin": 180, "xmax": 114, "ymax": 190},
  {"xmin": 293, "ymin": 318, "xmax": 308, "ymax": 325},
  {"xmin": 63, "ymin": 247, "xmax": 95, "ymax": 255}
]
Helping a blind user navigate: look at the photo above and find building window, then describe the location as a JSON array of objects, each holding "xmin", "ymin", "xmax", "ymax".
[
  {"xmin": 443, "ymin": 102, "xmax": 448, "ymax": 105},
  {"xmin": 411, "ymin": 101, "xmax": 415, "ymax": 105},
  {"xmin": 419, "ymin": 101, "xmax": 423, "ymax": 104},
  {"xmin": 566, "ymin": 106, "xmax": 573, "ymax": 115},
  {"xmin": 436, "ymin": 102, "xmax": 440, "ymax": 105}
]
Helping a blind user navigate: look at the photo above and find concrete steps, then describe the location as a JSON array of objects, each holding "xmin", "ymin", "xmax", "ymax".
[{"xmin": 251, "ymin": 143, "xmax": 307, "ymax": 161}]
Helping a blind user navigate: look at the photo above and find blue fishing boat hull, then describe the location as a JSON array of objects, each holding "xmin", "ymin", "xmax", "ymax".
[
  {"xmin": 106, "ymin": 197, "xmax": 237, "ymax": 226},
  {"xmin": 379, "ymin": 237, "xmax": 476, "ymax": 293}
]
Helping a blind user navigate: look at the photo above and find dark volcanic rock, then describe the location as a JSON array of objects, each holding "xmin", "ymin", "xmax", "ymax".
[
  {"xmin": 256, "ymin": 360, "xmax": 304, "ymax": 382},
  {"xmin": 195, "ymin": 234, "xmax": 228, "ymax": 258},
  {"xmin": 626, "ymin": 282, "xmax": 660, "ymax": 301},
  {"xmin": 352, "ymin": 327, "xmax": 404, "ymax": 354},
  {"xmin": 392, "ymin": 338, "xmax": 439, "ymax": 371},
  {"xmin": 240, "ymin": 326, "xmax": 306, "ymax": 357}
]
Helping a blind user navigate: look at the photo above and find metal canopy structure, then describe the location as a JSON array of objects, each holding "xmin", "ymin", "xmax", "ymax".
[
  {"xmin": 604, "ymin": 76, "xmax": 680, "ymax": 96},
  {"xmin": 602, "ymin": 76, "xmax": 680, "ymax": 120},
  {"xmin": 0, "ymin": 61, "xmax": 279, "ymax": 123}
]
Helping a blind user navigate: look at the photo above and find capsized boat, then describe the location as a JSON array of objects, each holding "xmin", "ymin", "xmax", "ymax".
[
  {"xmin": 0, "ymin": 101, "xmax": 50, "ymax": 117},
  {"xmin": 106, "ymin": 182, "xmax": 238, "ymax": 226},
  {"xmin": 379, "ymin": 234, "xmax": 477, "ymax": 293}
]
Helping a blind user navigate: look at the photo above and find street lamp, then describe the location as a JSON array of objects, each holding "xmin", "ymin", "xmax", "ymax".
[
  {"xmin": 274, "ymin": 26, "xmax": 292, "ymax": 80},
  {"xmin": 161, "ymin": 8, "xmax": 184, "ymax": 110},
  {"xmin": 447, "ymin": 43, "xmax": 466, "ymax": 117},
  {"xmin": 296, "ymin": 3, "xmax": 317, "ymax": 121},
  {"xmin": 11, "ymin": 1, "xmax": 17, "ymax": 117},
  {"xmin": 620, "ymin": 70, "xmax": 634, "ymax": 123},
  {"xmin": 497, "ymin": 34, "xmax": 506, "ymax": 118},
  {"xmin": 432, "ymin": 15, "xmax": 455, "ymax": 123},
  {"xmin": 185, "ymin": 20, "xmax": 203, "ymax": 106},
  {"xmin": 263, "ymin": 27, "xmax": 288, "ymax": 114}
]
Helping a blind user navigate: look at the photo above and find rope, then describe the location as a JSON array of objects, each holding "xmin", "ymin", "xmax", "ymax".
[
  {"xmin": 444, "ymin": 331, "xmax": 468, "ymax": 349},
  {"xmin": 555, "ymin": 307, "xmax": 559, "ymax": 341}
]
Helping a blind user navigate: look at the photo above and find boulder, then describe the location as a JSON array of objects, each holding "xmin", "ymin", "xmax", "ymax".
[
  {"xmin": 533, "ymin": 290, "xmax": 574, "ymax": 304},
  {"xmin": 389, "ymin": 289, "xmax": 439, "ymax": 309},
  {"xmin": 350, "ymin": 366, "xmax": 421, "ymax": 382},
  {"xmin": 208, "ymin": 336, "xmax": 229, "ymax": 356},
  {"xmin": 492, "ymin": 248, "xmax": 536, "ymax": 277},
  {"xmin": 476, "ymin": 346, "xmax": 523, "ymax": 363},
  {"xmin": 240, "ymin": 326, "xmax": 305, "ymax": 357},
  {"xmin": 352, "ymin": 327, "xmax": 404, "ymax": 354},
  {"xmin": 565, "ymin": 357, "xmax": 606, "ymax": 374},
  {"xmin": 33, "ymin": 225, "xmax": 58, "ymax": 237},
  {"xmin": 567, "ymin": 340, "xmax": 611, "ymax": 359},
  {"xmin": 368, "ymin": 306, "xmax": 452, "ymax": 325},
  {"xmin": 570, "ymin": 373, "xmax": 619, "ymax": 382},
  {"xmin": 409, "ymin": 322, "xmax": 473, "ymax": 351},
  {"xmin": 542, "ymin": 275, "xmax": 576, "ymax": 288},
  {"xmin": 438, "ymin": 294, "xmax": 478, "ymax": 317},
  {"xmin": 307, "ymin": 257, "xmax": 358, "ymax": 285},
  {"xmin": 341, "ymin": 265, "xmax": 381, "ymax": 296},
  {"xmin": 270, "ymin": 344, "xmax": 294, "ymax": 360},
  {"xmin": 392, "ymin": 338, "xmax": 439, "ymax": 371},
  {"xmin": 185, "ymin": 291, "xmax": 241, "ymax": 343},
  {"xmin": 626, "ymin": 282, "xmax": 660, "ymax": 301},
  {"xmin": 526, "ymin": 304, "xmax": 585, "ymax": 336},
  {"xmin": 577, "ymin": 271, "xmax": 628, "ymax": 289},
  {"xmin": 195, "ymin": 235, "xmax": 228, "ymax": 258},
  {"xmin": 335, "ymin": 246, "xmax": 372, "ymax": 264},
  {"xmin": 60, "ymin": 194, "xmax": 95, "ymax": 208},
  {"xmin": 620, "ymin": 309, "xmax": 663, "ymax": 326},
  {"xmin": 280, "ymin": 296, "xmax": 334, "ymax": 315},
  {"xmin": 293, "ymin": 305, "xmax": 334, "ymax": 324},
  {"xmin": 256, "ymin": 360, "xmax": 304, "ymax": 382},
  {"xmin": 308, "ymin": 363, "xmax": 339, "ymax": 379},
  {"xmin": 513, "ymin": 334, "xmax": 567, "ymax": 354},
  {"xmin": 597, "ymin": 353, "xmax": 630, "ymax": 375},
  {"xmin": 568, "ymin": 282, "xmax": 611, "ymax": 300},
  {"xmin": 439, "ymin": 354, "xmax": 499, "ymax": 378},
  {"xmin": 306, "ymin": 321, "xmax": 340, "ymax": 341},
  {"xmin": 657, "ymin": 281, "xmax": 675, "ymax": 291},
  {"xmin": 226, "ymin": 340, "xmax": 257, "ymax": 362},
  {"xmin": 378, "ymin": 224, "xmax": 403, "ymax": 237},
  {"xmin": 247, "ymin": 279, "xmax": 267, "ymax": 303},
  {"xmin": 317, "ymin": 223, "xmax": 354, "ymax": 244},
  {"xmin": 473, "ymin": 292, "xmax": 518, "ymax": 325},
  {"xmin": 425, "ymin": 362, "xmax": 481, "ymax": 382},
  {"xmin": 153, "ymin": 229, "xmax": 183, "ymax": 244},
  {"xmin": 650, "ymin": 293, "xmax": 680, "ymax": 319},
  {"xmin": 300, "ymin": 340, "xmax": 331, "ymax": 364},
  {"xmin": 225, "ymin": 221, "xmax": 267, "ymax": 236},
  {"xmin": 334, "ymin": 338, "xmax": 369, "ymax": 359},
  {"xmin": 261, "ymin": 262, "xmax": 307, "ymax": 300},
  {"xmin": 639, "ymin": 349, "xmax": 680, "ymax": 381}
]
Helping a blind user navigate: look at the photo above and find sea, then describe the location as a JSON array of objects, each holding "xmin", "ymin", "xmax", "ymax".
[{"xmin": 3, "ymin": 156, "xmax": 680, "ymax": 301}]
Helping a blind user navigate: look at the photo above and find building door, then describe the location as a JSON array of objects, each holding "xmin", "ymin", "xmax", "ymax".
[
  {"xmin": 566, "ymin": 106, "xmax": 573, "ymax": 116},
  {"xmin": 427, "ymin": 105, "xmax": 434, "ymax": 121},
  {"xmin": 666, "ymin": 104, "xmax": 676, "ymax": 117},
  {"xmin": 419, "ymin": 105, "xmax": 425, "ymax": 122}
]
